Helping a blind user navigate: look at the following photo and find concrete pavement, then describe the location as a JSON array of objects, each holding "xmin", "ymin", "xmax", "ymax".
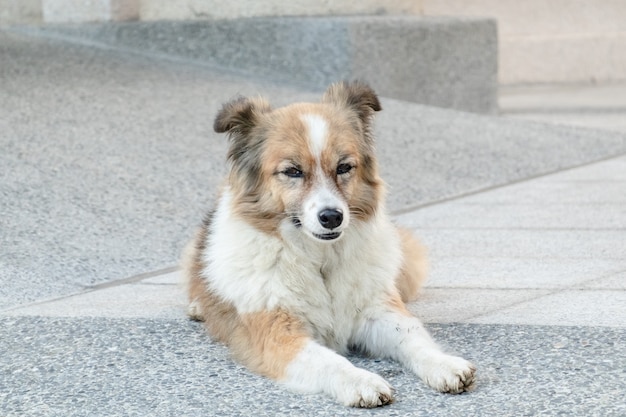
[
  {"xmin": 1, "ymin": 27, "xmax": 625, "ymax": 416},
  {"xmin": 500, "ymin": 83, "xmax": 626, "ymax": 133}
]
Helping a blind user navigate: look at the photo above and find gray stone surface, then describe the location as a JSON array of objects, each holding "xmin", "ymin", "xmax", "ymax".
[
  {"xmin": 395, "ymin": 155, "xmax": 626, "ymax": 328},
  {"xmin": 14, "ymin": 15, "xmax": 498, "ymax": 113},
  {"xmin": 2, "ymin": 317, "xmax": 625, "ymax": 417},
  {"xmin": 376, "ymin": 99, "xmax": 626, "ymax": 211},
  {"xmin": 1, "ymin": 29, "xmax": 625, "ymax": 310},
  {"xmin": 500, "ymin": 83, "xmax": 626, "ymax": 133},
  {"xmin": 3, "ymin": 271, "xmax": 186, "ymax": 319}
]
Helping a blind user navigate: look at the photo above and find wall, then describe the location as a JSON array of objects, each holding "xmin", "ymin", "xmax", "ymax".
[
  {"xmin": 139, "ymin": 0, "xmax": 420, "ymax": 20},
  {"xmin": 0, "ymin": 0, "xmax": 42, "ymax": 23},
  {"xmin": 422, "ymin": 0, "xmax": 626, "ymax": 84}
]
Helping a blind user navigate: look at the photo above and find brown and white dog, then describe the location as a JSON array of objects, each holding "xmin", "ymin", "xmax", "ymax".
[{"xmin": 182, "ymin": 81, "xmax": 475, "ymax": 407}]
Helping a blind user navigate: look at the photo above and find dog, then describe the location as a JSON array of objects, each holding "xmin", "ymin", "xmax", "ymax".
[{"xmin": 182, "ymin": 81, "xmax": 475, "ymax": 407}]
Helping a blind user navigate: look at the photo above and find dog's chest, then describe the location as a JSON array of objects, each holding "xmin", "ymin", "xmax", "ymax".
[
  {"xmin": 206, "ymin": 208, "xmax": 402, "ymax": 351},
  {"xmin": 278, "ymin": 237, "xmax": 399, "ymax": 351},
  {"xmin": 296, "ymin": 257, "xmax": 368, "ymax": 350}
]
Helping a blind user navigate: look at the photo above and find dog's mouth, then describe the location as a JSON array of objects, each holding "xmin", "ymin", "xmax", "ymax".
[
  {"xmin": 291, "ymin": 217, "xmax": 342, "ymax": 241},
  {"xmin": 312, "ymin": 232, "xmax": 342, "ymax": 241}
]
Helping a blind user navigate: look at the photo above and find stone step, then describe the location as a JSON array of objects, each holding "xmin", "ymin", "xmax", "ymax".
[{"xmin": 23, "ymin": 16, "xmax": 498, "ymax": 113}]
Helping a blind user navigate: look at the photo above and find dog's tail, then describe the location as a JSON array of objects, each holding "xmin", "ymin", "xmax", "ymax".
[{"xmin": 396, "ymin": 228, "xmax": 429, "ymax": 303}]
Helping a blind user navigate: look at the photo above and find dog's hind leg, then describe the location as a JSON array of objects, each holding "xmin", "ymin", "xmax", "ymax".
[{"xmin": 395, "ymin": 227, "xmax": 429, "ymax": 302}]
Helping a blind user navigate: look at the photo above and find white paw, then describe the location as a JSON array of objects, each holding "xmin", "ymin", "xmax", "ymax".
[
  {"xmin": 335, "ymin": 368, "xmax": 394, "ymax": 408},
  {"xmin": 420, "ymin": 354, "xmax": 476, "ymax": 394}
]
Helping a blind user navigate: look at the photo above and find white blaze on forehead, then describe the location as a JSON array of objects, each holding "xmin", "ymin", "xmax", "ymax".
[
  {"xmin": 300, "ymin": 114, "xmax": 350, "ymax": 236},
  {"xmin": 302, "ymin": 114, "xmax": 328, "ymax": 161}
]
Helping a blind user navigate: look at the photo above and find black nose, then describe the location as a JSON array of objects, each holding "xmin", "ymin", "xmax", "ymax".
[{"xmin": 318, "ymin": 209, "xmax": 343, "ymax": 230}]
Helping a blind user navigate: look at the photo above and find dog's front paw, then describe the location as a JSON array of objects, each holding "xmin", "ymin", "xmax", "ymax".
[
  {"xmin": 420, "ymin": 354, "xmax": 476, "ymax": 394},
  {"xmin": 335, "ymin": 368, "xmax": 394, "ymax": 408}
]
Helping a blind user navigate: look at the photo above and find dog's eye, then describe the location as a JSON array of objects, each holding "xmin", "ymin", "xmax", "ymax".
[
  {"xmin": 282, "ymin": 166, "xmax": 304, "ymax": 178},
  {"xmin": 336, "ymin": 163, "xmax": 354, "ymax": 176}
]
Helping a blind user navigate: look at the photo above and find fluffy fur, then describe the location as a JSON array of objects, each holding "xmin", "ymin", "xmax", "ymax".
[{"xmin": 182, "ymin": 81, "xmax": 475, "ymax": 407}]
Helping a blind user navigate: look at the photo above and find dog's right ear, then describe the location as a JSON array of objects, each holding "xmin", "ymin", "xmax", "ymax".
[{"xmin": 213, "ymin": 96, "xmax": 272, "ymax": 136}]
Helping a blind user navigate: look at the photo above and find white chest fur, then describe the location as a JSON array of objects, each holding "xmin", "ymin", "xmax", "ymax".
[{"xmin": 203, "ymin": 190, "xmax": 403, "ymax": 352}]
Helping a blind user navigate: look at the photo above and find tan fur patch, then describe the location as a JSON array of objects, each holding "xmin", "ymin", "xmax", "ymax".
[
  {"xmin": 395, "ymin": 227, "xmax": 429, "ymax": 302},
  {"xmin": 236, "ymin": 310, "xmax": 308, "ymax": 380},
  {"xmin": 387, "ymin": 292, "xmax": 413, "ymax": 317}
]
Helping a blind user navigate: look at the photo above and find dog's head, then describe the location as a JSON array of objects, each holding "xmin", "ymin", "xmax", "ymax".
[{"xmin": 214, "ymin": 81, "xmax": 383, "ymax": 242}]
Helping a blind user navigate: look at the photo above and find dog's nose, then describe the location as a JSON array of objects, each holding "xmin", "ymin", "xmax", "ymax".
[{"xmin": 318, "ymin": 209, "xmax": 343, "ymax": 230}]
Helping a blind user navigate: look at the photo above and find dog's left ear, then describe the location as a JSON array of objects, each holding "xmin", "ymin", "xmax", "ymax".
[{"xmin": 322, "ymin": 81, "xmax": 381, "ymax": 125}]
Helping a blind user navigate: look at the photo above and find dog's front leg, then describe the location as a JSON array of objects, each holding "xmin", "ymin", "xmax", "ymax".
[
  {"xmin": 282, "ymin": 339, "xmax": 394, "ymax": 407},
  {"xmin": 238, "ymin": 310, "xmax": 393, "ymax": 407},
  {"xmin": 354, "ymin": 306, "xmax": 476, "ymax": 393}
]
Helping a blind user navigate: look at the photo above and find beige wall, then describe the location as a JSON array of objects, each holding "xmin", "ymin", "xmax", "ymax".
[
  {"xmin": 0, "ymin": 0, "xmax": 42, "ymax": 23},
  {"xmin": 140, "ymin": 0, "xmax": 421, "ymax": 20},
  {"xmin": 40, "ymin": 0, "xmax": 139, "ymax": 23},
  {"xmin": 3, "ymin": 0, "xmax": 420, "ymax": 22},
  {"xmin": 422, "ymin": 0, "xmax": 626, "ymax": 84}
]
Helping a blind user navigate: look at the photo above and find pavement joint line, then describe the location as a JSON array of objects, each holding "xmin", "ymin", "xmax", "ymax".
[
  {"xmin": 426, "ymin": 286, "xmax": 622, "ymax": 292},
  {"xmin": 0, "ymin": 266, "xmax": 180, "ymax": 314},
  {"xmin": 442, "ymin": 290, "xmax": 561, "ymax": 323},
  {"xmin": 389, "ymin": 151, "xmax": 626, "ymax": 215},
  {"xmin": 435, "ymin": 256, "xmax": 626, "ymax": 261},
  {"xmin": 545, "ymin": 179, "xmax": 626, "ymax": 183},
  {"xmin": 402, "ymin": 227, "xmax": 626, "ymax": 231},
  {"xmin": 441, "ymin": 267, "xmax": 626, "ymax": 323},
  {"xmin": 0, "ymin": 288, "xmax": 103, "ymax": 314},
  {"xmin": 499, "ymin": 80, "xmax": 626, "ymax": 91},
  {"xmin": 502, "ymin": 107, "xmax": 626, "ymax": 114},
  {"xmin": 445, "ymin": 203, "xmax": 626, "ymax": 207},
  {"xmin": 424, "ymin": 286, "xmax": 576, "ymax": 290},
  {"xmin": 84, "ymin": 266, "xmax": 180, "ymax": 290},
  {"xmin": 426, "ymin": 272, "xmax": 626, "ymax": 291},
  {"xmin": 570, "ymin": 286, "xmax": 626, "ymax": 291},
  {"xmin": 572, "ymin": 268, "xmax": 626, "ymax": 288},
  {"xmin": 456, "ymin": 287, "xmax": 568, "ymax": 323}
]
